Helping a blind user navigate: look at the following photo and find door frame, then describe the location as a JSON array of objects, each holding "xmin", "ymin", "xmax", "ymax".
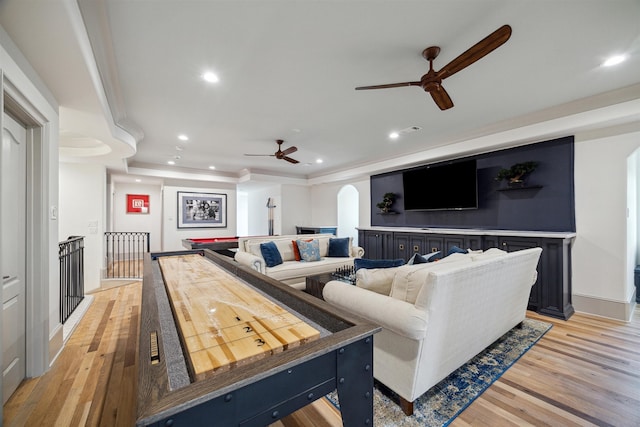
[{"xmin": 2, "ymin": 76, "xmax": 50, "ymax": 388}]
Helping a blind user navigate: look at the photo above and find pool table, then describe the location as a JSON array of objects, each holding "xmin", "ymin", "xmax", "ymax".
[{"xmin": 181, "ymin": 236, "xmax": 243, "ymax": 251}]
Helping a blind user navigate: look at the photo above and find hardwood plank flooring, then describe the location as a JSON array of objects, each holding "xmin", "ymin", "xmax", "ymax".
[{"xmin": 3, "ymin": 281, "xmax": 639, "ymax": 426}]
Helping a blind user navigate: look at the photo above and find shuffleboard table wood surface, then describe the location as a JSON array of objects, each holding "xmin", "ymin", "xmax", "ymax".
[
  {"xmin": 137, "ymin": 249, "xmax": 380, "ymax": 427},
  {"xmin": 158, "ymin": 254, "xmax": 320, "ymax": 379}
]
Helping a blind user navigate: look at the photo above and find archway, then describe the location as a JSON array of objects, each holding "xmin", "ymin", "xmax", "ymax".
[{"xmin": 337, "ymin": 185, "xmax": 359, "ymax": 242}]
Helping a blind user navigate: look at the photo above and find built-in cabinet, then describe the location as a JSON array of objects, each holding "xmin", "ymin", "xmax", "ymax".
[{"xmin": 358, "ymin": 227, "xmax": 575, "ymax": 320}]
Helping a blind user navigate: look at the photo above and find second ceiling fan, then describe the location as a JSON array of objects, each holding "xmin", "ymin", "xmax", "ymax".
[
  {"xmin": 355, "ymin": 25, "xmax": 512, "ymax": 110},
  {"xmin": 244, "ymin": 139, "xmax": 299, "ymax": 164}
]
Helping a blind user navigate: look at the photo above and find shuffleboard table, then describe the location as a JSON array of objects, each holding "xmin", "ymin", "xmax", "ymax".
[{"xmin": 137, "ymin": 249, "xmax": 380, "ymax": 426}]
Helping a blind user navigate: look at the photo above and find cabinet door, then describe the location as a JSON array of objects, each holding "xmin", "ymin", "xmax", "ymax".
[
  {"xmin": 465, "ymin": 236, "xmax": 483, "ymax": 251},
  {"xmin": 409, "ymin": 235, "xmax": 426, "ymax": 256},
  {"xmin": 425, "ymin": 236, "xmax": 444, "ymax": 254},
  {"xmin": 483, "ymin": 236, "xmax": 499, "ymax": 249},
  {"xmin": 394, "ymin": 233, "xmax": 411, "ymax": 261},
  {"xmin": 360, "ymin": 231, "xmax": 393, "ymax": 260},
  {"xmin": 498, "ymin": 237, "xmax": 542, "ymax": 312},
  {"xmin": 443, "ymin": 235, "xmax": 466, "ymax": 253},
  {"xmin": 393, "ymin": 233, "xmax": 424, "ymax": 261}
]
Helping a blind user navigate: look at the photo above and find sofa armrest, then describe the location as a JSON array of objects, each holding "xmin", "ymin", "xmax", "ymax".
[
  {"xmin": 234, "ymin": 251, "xmax": 266, "ymax": 273},
  {"xmin": 323, "ymin": 280, "xmax": 427, "ymax": 340},
  {"xmin": 350, "ymin": 246, "xmax": 365, "ymax": 258}
]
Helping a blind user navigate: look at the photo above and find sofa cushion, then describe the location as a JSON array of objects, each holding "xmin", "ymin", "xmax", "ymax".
[
  {"xmin": 266, "ymin": 257, "xmax": 355, "ymax": 282},
  {"xmin": 328, "ymin": 237, "xmax": 350, "ymax": 257},
  {"xmin": 260, "ymin": 241, "xmax": 283, "ymax": 267},
  {"xmin": 297, "ymin": 239, "xmax": 321, "ymax": 262},
  {"xmin": 356, "ymin": 267, "xmax": 399, "ymax": 295},
  {"xmin": 390, "ymin": 257, "xmax": 473, "ymax": 304},
  {"xmin": 354, "ymin": 258, "xmax": 405, "ymax": 272}
]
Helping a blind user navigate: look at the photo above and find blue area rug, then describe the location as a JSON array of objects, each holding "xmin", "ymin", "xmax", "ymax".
[{"xmin": 326, "ymin": 318, "xmax": 552, "ymax": 427}]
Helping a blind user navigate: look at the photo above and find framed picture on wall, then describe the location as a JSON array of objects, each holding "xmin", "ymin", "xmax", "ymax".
[
  {"xmin": 126, "ymin": 194, "xmax": 150, "ymax": 214},
  {"xmin": 177, "ymin": 192, "xmax": 227, "ymax": 228}
]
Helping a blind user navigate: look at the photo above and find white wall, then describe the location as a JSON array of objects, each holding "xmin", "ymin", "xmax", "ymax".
[
  {"xmin": 59, "ymin": 163, "xmax": 106, "ymax": 293},
  {"xmin": 237, "ymin": 191, "xmax": 248, "ymax": 236},
  {"xmin": 162, "ymin": 184, "xmax": 237, "ymax": 251},
  {"xmin": 245, "ymin": 185, "xmax": 280, "ymax": 236},
  {"xmin": 573, "ymin": 129, "xmax": 640, "ymax": 318},
  {"xmin": 281, "ymin": 184, "xmax": 311, "ymax": 235},
  {"xmin": 310, "ymin": 177, "xmax": 371, "ymax": 236},
  {"xmin": 1, "ymin": 24, "xmax": 60, "ymax": 381},
  {"xmin": 112, "ymin": 182, "xmax": 162, "ymax": 252}
]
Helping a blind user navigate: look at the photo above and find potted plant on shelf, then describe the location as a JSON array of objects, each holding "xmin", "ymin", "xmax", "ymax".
[
  {"xmin": 496, "ymin": 161, "xmax": 539, "ymax": 187},
  {"xmin": 376, "ymin": 192, "xmax": 396, "ymax": 213}
]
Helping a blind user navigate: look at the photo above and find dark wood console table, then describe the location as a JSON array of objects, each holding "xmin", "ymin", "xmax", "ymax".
[{"xmin": 358, "ymin": 227, "xmax": 575, "ymax": 320}]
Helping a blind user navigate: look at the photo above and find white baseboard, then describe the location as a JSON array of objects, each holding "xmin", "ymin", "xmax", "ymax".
[
  {"xmin": 48, "ymin": 295, "xmax": 95, "ymax": 366},
  {"xmin": 48, "ymin": 324, "xmax": 63, "ymax": 367},
  {"xmin": 572, "ymin": 293, "xmax": 636, "ymax": 321}
]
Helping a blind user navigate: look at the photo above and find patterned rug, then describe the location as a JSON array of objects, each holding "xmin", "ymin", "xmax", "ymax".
[{"xmin": 326, "ymin": 318, "xmax": 552, "ymax": 427}]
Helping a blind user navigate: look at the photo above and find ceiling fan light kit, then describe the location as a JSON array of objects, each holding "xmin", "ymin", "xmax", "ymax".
[{"xmin": 355, "ymin": 25, "xmax": 512, "ymax": 110}]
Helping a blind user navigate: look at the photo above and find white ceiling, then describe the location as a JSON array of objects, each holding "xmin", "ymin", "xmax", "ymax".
[{"xmin": 1, "ymin": 0, "xmax": 640, "ymax": 185}]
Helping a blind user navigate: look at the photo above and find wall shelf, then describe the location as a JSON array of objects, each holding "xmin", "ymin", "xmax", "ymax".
[{"xmin": 497, "ymin": 185, "xmax": 543, "ymax": 192}]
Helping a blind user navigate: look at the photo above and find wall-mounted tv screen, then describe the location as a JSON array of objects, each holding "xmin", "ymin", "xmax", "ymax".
[{"xmin": 402, "ymin": 159, "xmax": 478, "ymax": 211}]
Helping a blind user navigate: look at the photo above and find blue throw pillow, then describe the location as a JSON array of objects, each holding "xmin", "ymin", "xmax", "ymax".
[
  {"xmin": 297, "ymin": 239, "xmax": 321, "ymax": 262},
  {"xmin": 260, "ymin": 241, "xmax": 283, "ymax": 267},
  {"xmin": 426, "ymin": 251, "xmax": 443, "ymax": 262},
  {"xmin": 354, "ymin": 258, "xmax": 405, "ymax": 272},
  {"xmin": 447, "ymin": 246, "xmax": 468, "ymax": 256},
  {"xmin": 412, "ymin": 253, "xmax": 429, "ymax": 264},
  {"xmin": 328, "ymin": 237, "xmax": 350, "ymax": 257}
]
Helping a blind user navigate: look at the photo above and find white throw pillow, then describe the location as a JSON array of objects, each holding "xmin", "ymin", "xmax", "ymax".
[
  {"xmin": 355, "ymin": 267, "xmax": 399, "ymax": 295},
  {"xmin": 389, "ymin": 257, "xmax": 473, "ymax": 304},
  {"xmin": 471, "ymin": 247, "xmax": 507, "ymax": 261}
]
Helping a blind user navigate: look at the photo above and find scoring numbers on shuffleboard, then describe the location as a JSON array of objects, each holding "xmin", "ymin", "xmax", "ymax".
[{"xmin": 158, "ymin": 254, "xmax": 320, "ymax": 380}]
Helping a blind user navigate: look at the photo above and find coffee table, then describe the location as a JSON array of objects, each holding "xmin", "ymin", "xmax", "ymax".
[
  {"xmin": 306, "ymin": 272, "xmax": 355, "ymax": 300},
  {"xmin": 305, "ymin": 272, "xmax": 335, "ymax": 300}
]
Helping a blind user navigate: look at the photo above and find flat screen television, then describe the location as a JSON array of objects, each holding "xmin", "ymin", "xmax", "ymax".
[{"xmin": 402, "ymin": 159, "xmax": 478, "ymax": 211}]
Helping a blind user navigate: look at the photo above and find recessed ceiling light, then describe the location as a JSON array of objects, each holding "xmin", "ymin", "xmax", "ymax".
[
  {"xmin": 602, "ymin": 54, "xmax": 627, "ymax": 67},
  {"xmin": 135, "ymin": 179, "xmax": 141, "ymax": 183},
  {"xmin": 167, "ymin": 160, "xmax": 175, "ymax": 165},
  {"xmin": 209, "ymin": 165, "xmax": 216, "ymax": 170},
  {"xmin": 316, "ymin": 159, "xmax": 323, "ymax": 164},
  {"xmin": 178, "ymin": 134, "xmax": 189, "ymax": 141},
  {"xmin": 202, "ymin": 71, "xmax": 219, "ymax": 83},
  {"xmin": 389, "ymin": 132, "xmax": 400, "ymax": 139}
]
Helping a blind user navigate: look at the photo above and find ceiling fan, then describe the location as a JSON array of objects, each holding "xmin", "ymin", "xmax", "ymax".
[
  {"xmin": 355, "ymin": 25, "xmax": 512, "ymax": 111},
  {"xmin": 244, "ymin": 139, "xmax": 299, "ymax": 164}
]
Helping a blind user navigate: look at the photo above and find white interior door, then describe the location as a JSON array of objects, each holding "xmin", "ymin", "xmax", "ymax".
[{"xmin": 2, "ymin": 112, "xmax": 27, "ymax": 404}]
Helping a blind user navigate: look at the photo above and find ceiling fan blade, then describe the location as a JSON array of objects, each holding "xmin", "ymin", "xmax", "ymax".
[
  {"xmin": 438, "ymin": 25, "xmax": 512, "ymax": 80},
  {"xmin": 281, "ymin": 146, "xmax": 297, "ymax": 156},
  {"xmin": 355, "ymin": 81, "xmax": 421, "ymax": 90},
  {"xmin": 430, "ymin": 85, "xmax": 454, "ymax": 110},
  {"xmin": 244, "ymin": 154, "xmax": 275, "ymax": 157},
  {"xmin": 283, "ymin": 156, "xmax": 299, "ymax": 164}
]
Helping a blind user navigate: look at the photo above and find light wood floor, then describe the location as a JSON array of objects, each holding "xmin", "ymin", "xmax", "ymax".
[{"xmin": 3, "ymin": 282, "xmax": 640, "ymax": 426}]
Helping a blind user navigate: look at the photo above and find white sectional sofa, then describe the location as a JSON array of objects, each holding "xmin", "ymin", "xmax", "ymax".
[
  {"xmin": 322, "ymin": 247, "xmax": 542, "ymax": 415},
  {"xmin": 234, "ymin": 234, "xmax": 364, "ymax": 289}
]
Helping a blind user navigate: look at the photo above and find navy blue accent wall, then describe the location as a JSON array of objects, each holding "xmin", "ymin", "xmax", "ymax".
[{"xmin": 371, "ymin": 136, "xmax": 575, "ymax": 232}]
